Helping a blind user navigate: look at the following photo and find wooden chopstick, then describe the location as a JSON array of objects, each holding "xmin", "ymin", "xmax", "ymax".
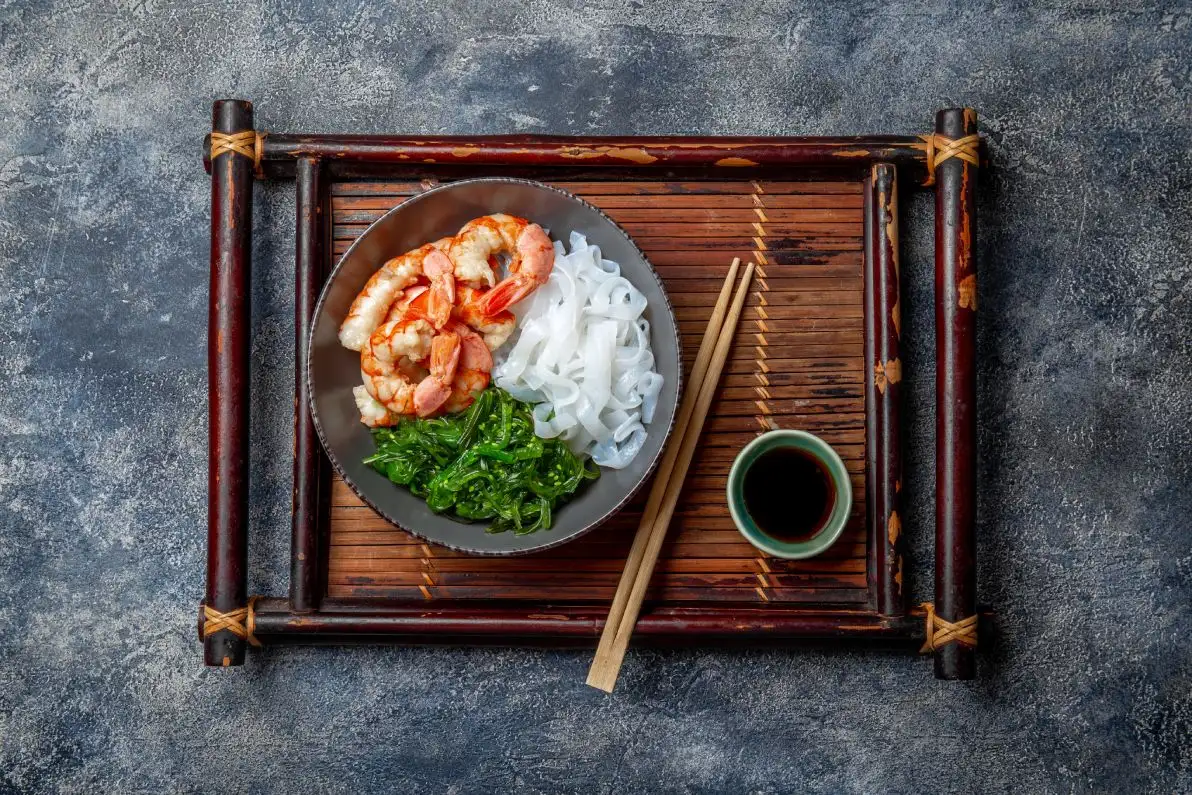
[
  {"xmin": 585, "ymin": 259, "xmax": 740, "ymax": 674},
  {"xmin": 637, "ymin": 257, "xmax": 741, "ymax": 535},
  {"xmin": 587, "ymin": 261, "xmax": 756, "ymax": 692}
]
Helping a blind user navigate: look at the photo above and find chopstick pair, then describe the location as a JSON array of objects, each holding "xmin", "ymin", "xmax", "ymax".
[{"xmin": 587, "ymin": 258, "xmax": 756, "ymax": 692}]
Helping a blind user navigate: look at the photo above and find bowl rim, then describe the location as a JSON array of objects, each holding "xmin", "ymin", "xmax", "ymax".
[{"xmin": 306, "ymin": 176, "xmax": 683, "ymax": 555}]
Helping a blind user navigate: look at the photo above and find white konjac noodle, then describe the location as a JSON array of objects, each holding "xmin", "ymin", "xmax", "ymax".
[{"xmin": 493, "ymin": 232, "xmax": 664, "ymax": 469}]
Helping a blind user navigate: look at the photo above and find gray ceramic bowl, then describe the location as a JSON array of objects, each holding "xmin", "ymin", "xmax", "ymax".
[{"xmin": 308, "ymin": 178, "xmax": 681, "ymax": 555}]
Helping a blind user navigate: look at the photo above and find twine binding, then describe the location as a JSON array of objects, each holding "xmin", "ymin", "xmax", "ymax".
[
  {"xmin": 919, "ymin": 133, "xmax": 980, "ymax": 186},
  {"xmin": 201, "ymin": 596, "xmax": 261, "ymax": 647},
  {"xmin": 209, "ymin": 130, "xmax": 265, "ymax": 177},
  {"xmin": 918, "ymin": 602, "xmax": 977, "ymax": 653}
]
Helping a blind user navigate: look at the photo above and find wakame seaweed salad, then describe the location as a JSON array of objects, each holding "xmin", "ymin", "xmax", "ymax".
[{"xmin": 363, "ymin": 388, "xmax": 600, "ymax": 534}]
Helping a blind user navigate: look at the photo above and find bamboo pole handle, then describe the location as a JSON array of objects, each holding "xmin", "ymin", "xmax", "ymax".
[
  {"xmin": 932, "ymin": 108, "xmax": 980, "ymax": 680},
  {"xmin": 203, "ymin": 99, "xmax": 255, "ymax": 667},
  {"xmin": 587, "ymin": 263, "xmax": 755, "ymax": 692}
]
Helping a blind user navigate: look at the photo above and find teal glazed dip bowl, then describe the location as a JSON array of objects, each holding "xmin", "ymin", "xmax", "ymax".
[{"xmin": 726, "ymin": 430, "xmax": 853, "ymax": 560}]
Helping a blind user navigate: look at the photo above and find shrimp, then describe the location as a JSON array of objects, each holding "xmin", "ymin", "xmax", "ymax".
[
  {"xmin": 453, "ymin": 285, "xmax": 517, "ymax": 351},
  {"xmin": 415, "ymin": 310, "xmax": 494, "ymax": 416},
  {"xmin": 448, "ymin": 214, "xmax": 555, "ymax": 311},
  {"xmin": 392, "ymin": 269, "xmax": 516, "ymax": 353},
  {"xmin": 339, "ymin": 237, "xmax": 454, "ymax": 350},
  {"xmin": 421, "ymin": 246, "xmax": 456, "ymax": 329},
  {"xmin": 359, "ymin": 281, "xmax": 490, "ymax": 419},
  {"xmin": 442, "ymin": 320, "xmax": 493, "ymax": 412},
  {"xmin": 401, "ymin": 294, "xmax": 494, "ymax": 415},
  {"xmin": 359, "ymin": 317, "xmax": 435, "ymax": 415},
  {"xmin": 448, "ymin": 319, "xmax": 494, "ymax": 373},
  {"xmin": 412, "ymin": 331, "xmax": 461, "ymax": 417},
  {"xmin": 357, "ymin": 258, "xmax": 505, "ymax": 418},
  {"xmin": 474, "ymin": 216, "xmax": 553, "ymax": 315}
]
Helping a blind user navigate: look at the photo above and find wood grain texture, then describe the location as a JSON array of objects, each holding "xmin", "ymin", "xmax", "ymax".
[{"xmin": 324, "ymin": 178, "xmax": 868, "ymax": 609}]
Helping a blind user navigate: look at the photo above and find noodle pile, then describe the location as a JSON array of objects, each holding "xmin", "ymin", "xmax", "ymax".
[{"xmin": 494, "ymin": 232, "xmax": 664, "ymax": 469}]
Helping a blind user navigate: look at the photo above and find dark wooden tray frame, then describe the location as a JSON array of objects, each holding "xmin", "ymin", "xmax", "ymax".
[{"xmin": 199, "ymin": 99, "xmax": 982, "ymax": 679}]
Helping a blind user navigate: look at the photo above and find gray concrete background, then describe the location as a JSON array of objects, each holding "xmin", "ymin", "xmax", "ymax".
[{"xmin": 2, "ymin": 1, "xmax": 1190, "ymax": 792}]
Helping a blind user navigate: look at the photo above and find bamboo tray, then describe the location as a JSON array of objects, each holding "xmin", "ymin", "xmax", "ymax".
[{"xmin": 199, "ymin": 100, "xmax": 983, "ymax": 679}]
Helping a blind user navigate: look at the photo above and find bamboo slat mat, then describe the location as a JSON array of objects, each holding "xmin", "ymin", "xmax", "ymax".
[{"xmin": 326, "ymin": 179, "xmax": 868, "ymax": 607}]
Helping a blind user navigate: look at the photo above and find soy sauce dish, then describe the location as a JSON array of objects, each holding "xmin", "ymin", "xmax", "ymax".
[
  {"xmin": 308, "ymin": 178, "xmax": 681, "ymax": 556},
  {"xmin": 727, "ymin": 430, "xmax": 853, "ymax": 560}
]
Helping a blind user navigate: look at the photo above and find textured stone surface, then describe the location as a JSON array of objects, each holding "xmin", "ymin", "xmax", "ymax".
[{"xmin": 2, "ymin": 1, "xmax": 1191, "ymax": 791}]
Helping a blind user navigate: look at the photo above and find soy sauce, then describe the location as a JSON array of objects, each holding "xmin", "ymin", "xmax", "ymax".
[{"xmin": 742, "ymin": 448, "xmax": 835, "ymax": 542}]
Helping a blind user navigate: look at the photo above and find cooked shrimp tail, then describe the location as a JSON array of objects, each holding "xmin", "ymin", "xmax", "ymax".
[
  {"xmin": 437, "ymin": 321, "xmax": 493, "ymax": 413},
  {"xmin": 413, "ymin": 331, "xmax": 461, "ymax": 417},
  {"xmin": 451, "ymin": 287, "xmax": 516, "ymax": 351},
  {"xmin": 422, "ymin": 248, "xmax": 456, "ymax": 329},
  {"xmin": 480, "ymin": 272, "xmax": 539, "ymax": 316},
  {"xmin": 449, "ymin": 320, "xmax": 494, "ymax": 372}
]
